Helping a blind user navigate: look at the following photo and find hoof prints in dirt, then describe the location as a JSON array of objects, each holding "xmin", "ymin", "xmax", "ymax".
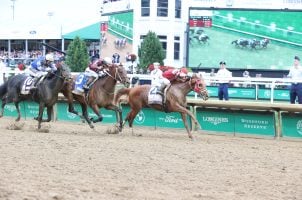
[{"xmin": 6, "ymin": 122, "xmax": 25, "ymax": 130}]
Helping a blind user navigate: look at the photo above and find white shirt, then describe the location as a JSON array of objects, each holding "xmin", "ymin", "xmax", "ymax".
[
  {"xmin": 216, "ymin": 68, "xmax": 232, "ymax": 83},
  {"xmin": 150, "ymin": 68, "xmax": 163, "ymax": 86},
  {"xmin": 288, "ymin": 65, "xmax": 302, "ymax": 83}
]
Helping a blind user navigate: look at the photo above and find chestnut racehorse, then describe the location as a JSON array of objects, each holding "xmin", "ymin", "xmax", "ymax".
[
  {"xmin": 60, "ymin": 63, "xmax": 130, "ymax": 130},
  {"xmin": 114, "ymin": 74, "xmax": 209, "ymax": 139}
]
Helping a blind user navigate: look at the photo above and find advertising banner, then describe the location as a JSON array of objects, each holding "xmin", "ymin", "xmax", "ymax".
[
  {"xmin": 281, "ymin": 112, "xmax": 302, "ymax": 138},
  {"xmin": 258, "ymin": 89, "xmax": 289, "ymax": 101},
  {"xmin": 196, "ymin": 108, "xmax": 234, "ymax": 133},
  {"xmin": 234, "ymin": 111, "xmax": 275, "ymax": 136}
]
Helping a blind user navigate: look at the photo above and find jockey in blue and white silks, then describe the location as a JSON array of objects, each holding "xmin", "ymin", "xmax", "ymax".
[{"xmin": 28, "ymin": 54, "xmax": 57, "ymax": 88}]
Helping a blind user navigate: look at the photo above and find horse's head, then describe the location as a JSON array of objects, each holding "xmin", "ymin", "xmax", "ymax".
[
  {"xmin": 106, "ymin": 63, "xmax": 130, "ymax": 88},
  {"xmin": 56, "ymin": 62, "xmax": 72, "ymax": 81},
  {"xmin": 190, "ymin": 73, "xmax": 209, "ymax": 101}
]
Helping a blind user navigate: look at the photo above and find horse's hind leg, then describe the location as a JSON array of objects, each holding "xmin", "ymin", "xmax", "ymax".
[
  {"xmin": 0, "ymin": 98, "xmax": 7, "ymax": 118},
  {"xmin": 90, "ymin": 104, "xmax": 103, "ymax": 123},
  {"xmin": 126, "ymin": 109, "xmax": 140, "ymax": 128}
]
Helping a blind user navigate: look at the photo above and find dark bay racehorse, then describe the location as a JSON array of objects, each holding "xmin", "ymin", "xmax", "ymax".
[
  {"xmin": 0, "ymin": 63, "xmax": 71, "ymax": 129},
  {"xmin": 114, "ymin": 74, "xmax": 209, "ymax": 139},
  {"xmin": 61, "ymin": 63, "xmax": 130, "ymax": 130}
]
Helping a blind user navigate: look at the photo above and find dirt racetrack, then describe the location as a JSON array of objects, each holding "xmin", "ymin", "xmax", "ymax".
[{"xmin": 0, "ymin": 117, "xmax": 301, "ymax": 200}]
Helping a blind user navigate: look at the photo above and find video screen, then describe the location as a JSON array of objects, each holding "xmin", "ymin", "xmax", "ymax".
[{"xmin": 188, "ymin": 8, "xmax": 302, "ymax": 71}]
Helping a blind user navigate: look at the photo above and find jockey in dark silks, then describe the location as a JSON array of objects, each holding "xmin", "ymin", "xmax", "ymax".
[
  {"xmin": 83, "ymin": 57, "xmax": 112, "ymax": 90},
  {"xmin": 28, "ymin": 54, "xmax": 57, "ymax": 89}
]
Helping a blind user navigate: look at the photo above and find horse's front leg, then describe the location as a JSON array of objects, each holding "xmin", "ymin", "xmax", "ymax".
[
  {"xmin": 37, "ymin": 103, "xmax": 46, "ymax": 129},
  {"xmin": 180, "ymin": 112, "xmax": 193, "ymax": 139},
  {"xmin": 42, "ymin": 106, "xmax": 53, "ymax": 122},
  {"xmin": 62, "ymin": 89, "xmax": 82, "ymax": 118},
  {"xmin": 175, "ymin": 105, "xmax": 201, "ymax": 139},
  {"xmin": 14, "ymin": 101, "xmax": 21, "ymax": 122},
  {"xmin": 80, "ymin": 103, "xmax": 94, "ymax": 129},
  {"xmin": 105, "ymin": 104, "xmax": 123, "ymax": 131}
]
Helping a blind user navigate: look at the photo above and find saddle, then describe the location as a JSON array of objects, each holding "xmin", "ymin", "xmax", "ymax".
[{"xmin": 147, "ymin": 85, "xmax": 171, "ymax": 111}]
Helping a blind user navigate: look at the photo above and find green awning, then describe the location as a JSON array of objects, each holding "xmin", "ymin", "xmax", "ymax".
[{"xmin": 63, "ymin": 22, "xmax": 100, "ymax": 40}]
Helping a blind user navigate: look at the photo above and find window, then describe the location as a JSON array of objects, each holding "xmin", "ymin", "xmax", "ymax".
[
  {"xmin": 157, "ymin": 0, "xmax": 168, "ymax": 17},
  {"xmin": 174, "ymin": 36, "xmax": 180, "ymax": 60},
  {"xmin": 175, "ymin": 0, "xmax": 181, "ymax": 18},
  {"xmin": 141, "ymin": 0, "xmax": 150, "ymax": 17}
]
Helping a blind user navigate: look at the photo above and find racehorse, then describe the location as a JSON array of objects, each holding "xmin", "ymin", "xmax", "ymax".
[
  {"xmin": 193, "ymin": 34, "xmax": 210, "ymax": 44},
  {"xmin": 114, "ymin": 74, "xmax": 209, "ymax": 139},
  {"xmin": 232, "ymin": 38, "xmax": 258, "ymax": 49},
  {"xmin": 259, "ymin": 38, "xmax": 270, "ymax": 48},
  {"xmin": 231, "ymin": 38, "xmax": 249, "ymax": 48},
  {"xmin": 0, "ymin": 63, "xmax": 71, "ymax": 129},
  {"xmin": 61, "ymin": 63, "xmax": 130, "ymax": 130}
]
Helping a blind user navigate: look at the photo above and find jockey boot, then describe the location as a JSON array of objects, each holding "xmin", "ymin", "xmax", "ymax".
[
  {"xmin": 30, "ymin": 76, "xmax": 42, "ymax": 89},
  {"xmin": 83, "ymin": 77, "xmax": 96, "ymax": 90}
]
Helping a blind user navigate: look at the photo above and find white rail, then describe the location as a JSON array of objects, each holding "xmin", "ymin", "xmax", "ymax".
[{"xmin": 1, "ymin": 68, "xmax": 298, "ymax": 103}]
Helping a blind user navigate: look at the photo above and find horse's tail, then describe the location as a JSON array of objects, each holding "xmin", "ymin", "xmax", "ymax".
[
  {"xmin": 114, "ymin": 87, "xmax": 131, "ymax": 105},
  {"xmin": 0, "ymin": 81, "xmax": 8, "ymax": 98}
]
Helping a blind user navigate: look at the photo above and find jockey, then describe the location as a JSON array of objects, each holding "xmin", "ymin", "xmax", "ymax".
[
  {"xmin": 28, "ymin": 53, "xmax": 57, "ymax": 88},
  {"xmin": 150, "ymin": 62, "xmax": 163, "ymax": 87},
  {"xmin": 83, "ymin": 56, "xmax": 111, "ymax": 90},
  {"xmin": 160, "ymin": 67, "xmax": 188, "ymax": 91}
]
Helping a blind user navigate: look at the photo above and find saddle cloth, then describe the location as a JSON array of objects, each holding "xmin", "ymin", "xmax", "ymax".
[
  {"xmin": 148, "ymin": 86, "xmax": 163, "ymax": 105},
  {"xmin": 21, "ymin": 77, "xmax": 35, "ymax": 95},
  {"xmin": 72, "ymin": 73, "xmax": 87, "ymax": 94}
]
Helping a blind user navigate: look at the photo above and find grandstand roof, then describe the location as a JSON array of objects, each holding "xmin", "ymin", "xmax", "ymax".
[
  {"xmin": 62, "ymin": 22, "xmax": 100, "ymax": 40},
  {"xmin": 0, "ymin": 22, "xmax": 62, "ymax": 40},
  {"xmin": 0, "ymin": 21, "xmax": 100, "ymax": 40}
]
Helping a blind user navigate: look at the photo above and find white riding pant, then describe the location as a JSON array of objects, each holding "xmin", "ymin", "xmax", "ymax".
[{"xmin": 84, "ymin": 68, "xmax": 99, "ymax": 78}]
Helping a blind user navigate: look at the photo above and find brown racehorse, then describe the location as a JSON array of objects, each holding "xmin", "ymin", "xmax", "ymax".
[
  {"xmin": 114, "ymin": 73, "xmax": 209, "ymax": 139},
  {"xmin": 60, "ymin": 63, "xmax": 130, "ymax": 130}
]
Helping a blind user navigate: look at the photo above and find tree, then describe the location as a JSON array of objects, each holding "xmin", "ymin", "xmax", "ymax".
[
  {"xmin": 65, "ymin": 36, "xmax": 90, "ymax": 72},
  {"xmin": 139, "ymin": 31, "xmax": 165, "ymax": 71}
]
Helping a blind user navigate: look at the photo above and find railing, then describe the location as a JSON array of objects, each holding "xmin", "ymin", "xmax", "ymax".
[{"xmin": 0, "ymin": 68, "xmax": 298, "ymax": 104}]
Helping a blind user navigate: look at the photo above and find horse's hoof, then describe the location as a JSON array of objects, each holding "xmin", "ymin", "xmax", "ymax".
[
  {"xmin": 34, "ymin": 117, "xmax": 38, "ymax": 121},
  {"xmin": 89, "ymin": 124, "xmax": 94, "ymax": 129}
]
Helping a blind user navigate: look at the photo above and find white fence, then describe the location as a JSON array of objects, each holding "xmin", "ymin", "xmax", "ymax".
[{"xmin": 0, "ymin": 68, "xmax": 298, "ymax": 103}]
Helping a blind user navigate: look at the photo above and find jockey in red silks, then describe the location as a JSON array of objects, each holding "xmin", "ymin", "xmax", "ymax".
[
  {"xmin": 83, "ymin": 57, "xmax": 111, "ymax": 90},
  {"xmin": 155, "ymin": 66, "xmax": 188, "ymax": 95}
]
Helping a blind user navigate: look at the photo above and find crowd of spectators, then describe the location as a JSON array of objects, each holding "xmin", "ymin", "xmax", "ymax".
[{"xmin": 0, "ymin": 50, "xmax": 64, "ymax": 68}]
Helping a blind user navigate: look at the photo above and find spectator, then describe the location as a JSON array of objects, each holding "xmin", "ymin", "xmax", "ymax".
[
  {"xmin": 216, "ymin": 61, "xmax": 232, "ymax": 101},
  {"xmin": 112, "ymin": 53, "xmax": 120, "ymax": 64},
  {"xmin": 287, "ymin": 56, "xmax": 302, "ymax": 104}
]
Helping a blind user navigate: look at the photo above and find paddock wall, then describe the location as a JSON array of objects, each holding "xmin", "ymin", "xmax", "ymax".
[{"xmin": 1, "ymin": 100, "xmax": 302, "ymax": 140}]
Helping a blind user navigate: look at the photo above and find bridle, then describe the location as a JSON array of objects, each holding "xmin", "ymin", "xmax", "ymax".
[
  {"xmin": 49, "ymin": 65, "xmax": 71, "ymax": 81},
  {"xmin": 189, "ymin": 77, "xmax": 208, "ymax": 100},
  {"xmin": 103, "ymin": 65, "xmax": 129, "ymax": 87}
]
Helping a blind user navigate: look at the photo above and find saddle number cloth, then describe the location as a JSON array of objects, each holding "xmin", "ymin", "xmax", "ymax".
[
  {"xmin": 74, "ymin": 73, "xmax": 88, "ymax": 92},
  {"xmin": 21, "ymin": 77, "xmax": 35, "ymax": 94},
  {"xmin": 148, "ymin": 86, "xmax": 163, "ymax": 105}
]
